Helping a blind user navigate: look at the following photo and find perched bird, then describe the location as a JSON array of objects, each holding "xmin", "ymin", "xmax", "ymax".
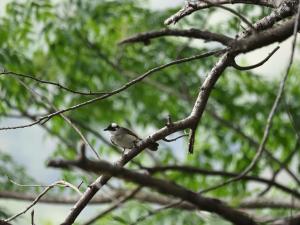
[{"xmin": 104, "ymin": 123, "xmax": 159, "ymax": 152}]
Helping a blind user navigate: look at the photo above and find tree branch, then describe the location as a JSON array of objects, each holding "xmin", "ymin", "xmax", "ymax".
[
  {"xmin": 208, "ymin": 109, "xmax": 300, "ymax": 185},
  {"xmin": 258, "ymin": 140, "xmax": 300, "ymax": 196},
  {"xmin": 0, "ymin": 49, "xmax": 222, "ymax": 131},
  {"xmin": 200, "ymin": 0, "xmax": 256, "ymax": 32},
  {"xmin": 142, "ymin": 165, "xmax": 300, "ymax": 199},
  {"xmin": 239, "ymin": 198, "xmax": 300, "ymax": 210},
  {"xmin": 48, "ymin": 158, "xmax": 258, "ymax": 225},
  {"xmin": 0, "ymin": 189, "xmax": 195, "ymax": 210},
  {"xmin": 164, "ymin": 0, "xmax": 275, "ymax": 25},
  {"xmin": 231, "ymin": 46, "xmax": 280, "ymax": 70},
  {"xmin": 119, "ymin": 28, "xmax": 234, "ymax": 46},
  {"xmin": 0, "ymin": 71, "xmax": 106, "ymax": 96},
  {"xmin": 4, "ymin": 180, "xmax": 81, "ymax": 223}
]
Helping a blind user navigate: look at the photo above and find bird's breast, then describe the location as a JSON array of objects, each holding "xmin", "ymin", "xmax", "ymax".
[{"xmin": 111, "ymin": 133, "xmax": 138, "ymax": 149}]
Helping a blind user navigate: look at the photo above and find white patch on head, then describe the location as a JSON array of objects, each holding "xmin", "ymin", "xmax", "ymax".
[{"xmin": 111, "ymin": 123, "xmax": 118, "ymax": 128}]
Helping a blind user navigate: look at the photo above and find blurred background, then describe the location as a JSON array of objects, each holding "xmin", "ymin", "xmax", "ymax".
[{"xmin": 0, "ymin": 0, "xmax": 299, "ymax": 224}]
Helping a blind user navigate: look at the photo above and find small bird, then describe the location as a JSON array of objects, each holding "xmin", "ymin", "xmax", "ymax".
[{"xmin": 104, "ymin": 123, "xmax": 159, "ymax": 152}]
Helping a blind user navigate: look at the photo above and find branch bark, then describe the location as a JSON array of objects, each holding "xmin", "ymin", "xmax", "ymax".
[
  {"xmin": 164, "ymin": 0, "xmax": 276, "ymax": 25},
  {"xmin": 142, "ymin": 165, "xmax": 300, "ymax": 199},
  {"xmin": 49, "ymin": 158, "xmax": 258, "ymax": 225},
  {"xmin": 119, "ymin": 28, "xmax": 234, "ymax": 46}
]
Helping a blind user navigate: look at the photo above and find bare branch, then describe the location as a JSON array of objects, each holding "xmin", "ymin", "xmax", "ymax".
[
  {"xmin": 239, "ymin": 198, "xmax": 300, "ymax": 210},
  {"xmin": 162, "ymin": 134, "xmax": 188, "ymax": 142},
  {"xmin": 49, "ymin": 158, "xmax": 258, "ymax": 225},
  {"xmin": 0, "ymin": 189, "xmax": 194, "ymax": 210},
  {"xmin": 258, "ymin": 141, "xmax": 300, "ymax": 196},
  {"xmin": 130, "ymin": 196, "xmax": 297, "ymax": 225},
  {"xmin": 0, "ymin": 71, "xmax": 106, "ymax": 96},
  {"xmin": 31, "ymin": 210, "xmax": 35, "ymax": 225},
  {"xmin": 4, "ymin": 180, "xmax": 81, "ymax": 223},
  {"xmin": 188, "ymin": 127, "xmax": 196, "ymax": 154},
  {"xmin": 231, "ymin": 46, "xmax": 280, "ymax": 70},
  {"xmin": 200, "ymin": 0, "xmax": 256, "ymax": 32},
  {"xmin": 164, "ymin": 0, "xmax": 275, "ymax": 25},
  {"xmin": 119, "ymin": 28, "xmax": 234, "ymax": 46},
  {"xmin": 208, "ymin": 109, "xmax": 300, "ymax": 185},
  {"xmin": 142, "ymin": 165, "xmax": 300, "ymax": 199}
]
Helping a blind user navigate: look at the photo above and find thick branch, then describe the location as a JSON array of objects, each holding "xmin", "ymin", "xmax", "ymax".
[
  {"xmin": 49, "ymin": 158, "xmax": 258, "ymax": 225},
  {"xmin": 119, "ymin": 28, "xmax": 234, "ymax": 46},
  {"xmin": 239, "ymin": 198, "xmax": 300, "ymax": 209},
  {"xmin": 142, "ymin": 165, "xmax": 300, "ymax": 199}
]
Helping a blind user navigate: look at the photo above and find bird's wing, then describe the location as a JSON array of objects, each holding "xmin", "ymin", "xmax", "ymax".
[
  {"xmin": 120, "ymin": 127, "xmax": 141, "ymax": 140},
  {"xmin": 110, "ymin": 137, "xmax": 118, "ymax": 146}
]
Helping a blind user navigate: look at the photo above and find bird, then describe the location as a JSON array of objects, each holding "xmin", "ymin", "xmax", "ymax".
[{"xmin": 104, "ymin": 123, "xmax": 159, "ymax": 152}]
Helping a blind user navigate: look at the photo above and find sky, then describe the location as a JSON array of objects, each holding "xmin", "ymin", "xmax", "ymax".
[{"xmin": 0, "ymin": 0, "xmax": 299, "ymax": 224}]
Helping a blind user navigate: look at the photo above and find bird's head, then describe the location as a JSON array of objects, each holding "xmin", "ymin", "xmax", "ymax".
[{"xmin": 104, "ymin": 123, "xmax": 119, "ymax": 132}]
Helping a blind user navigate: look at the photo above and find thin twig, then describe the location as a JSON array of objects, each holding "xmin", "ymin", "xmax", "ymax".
[
  {"xmin": 201, "ymin": 0, "xmax": 256, "ymax": 33},
  {"xmin": 208, "ymin": 108, "xmax": 300, "ymax": 185},
  {"xmin": 142, "ymin": 165, "xmax": 300, "ymax": 198},
  {"xmin": 5, "ymin": 180, "xmax": 82, "ymax": 222},
  {"xmin": 0, "ymin": 71, "xmax": 106, "ymax": 96},
  {"xmin": 162, "ymin": 134, "xmax": 188, "ymax": 142},
  {"xmin": 188, "ymin": 127, "xmax": 196, "ymax": 154},
  {"xmin": 232, "ymin": 46, "xmax": 280, "ymax": 70},
  {"xmin": 164, "ymin": 0, "xmax": 275, "ymax": 25},
  {"xmin": 257, "ymin": 39, "xmax": 300, "ymax": 195},
  {"xmin": 258, "ymin": 141, "xmax": 300, "ymax": 196},
  {"xmin": 0, "ymin": 49, "xmax": 223, "ymax": 131},
  {"xmin": 16, "ymin": 78, "xmax": 100, "ymax": 159},
  {"xmin": 31, "ymin": 210, "xmax": 35, "ymax": 225},
  {"xmin": 9, "ymin": 179, "xmax": 82, "ymax": 196}
]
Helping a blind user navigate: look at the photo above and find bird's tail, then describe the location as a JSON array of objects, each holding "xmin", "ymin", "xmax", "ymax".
[{"xmin": 148, "ymin": 142, "xmax": 159, "ymax": 151}]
